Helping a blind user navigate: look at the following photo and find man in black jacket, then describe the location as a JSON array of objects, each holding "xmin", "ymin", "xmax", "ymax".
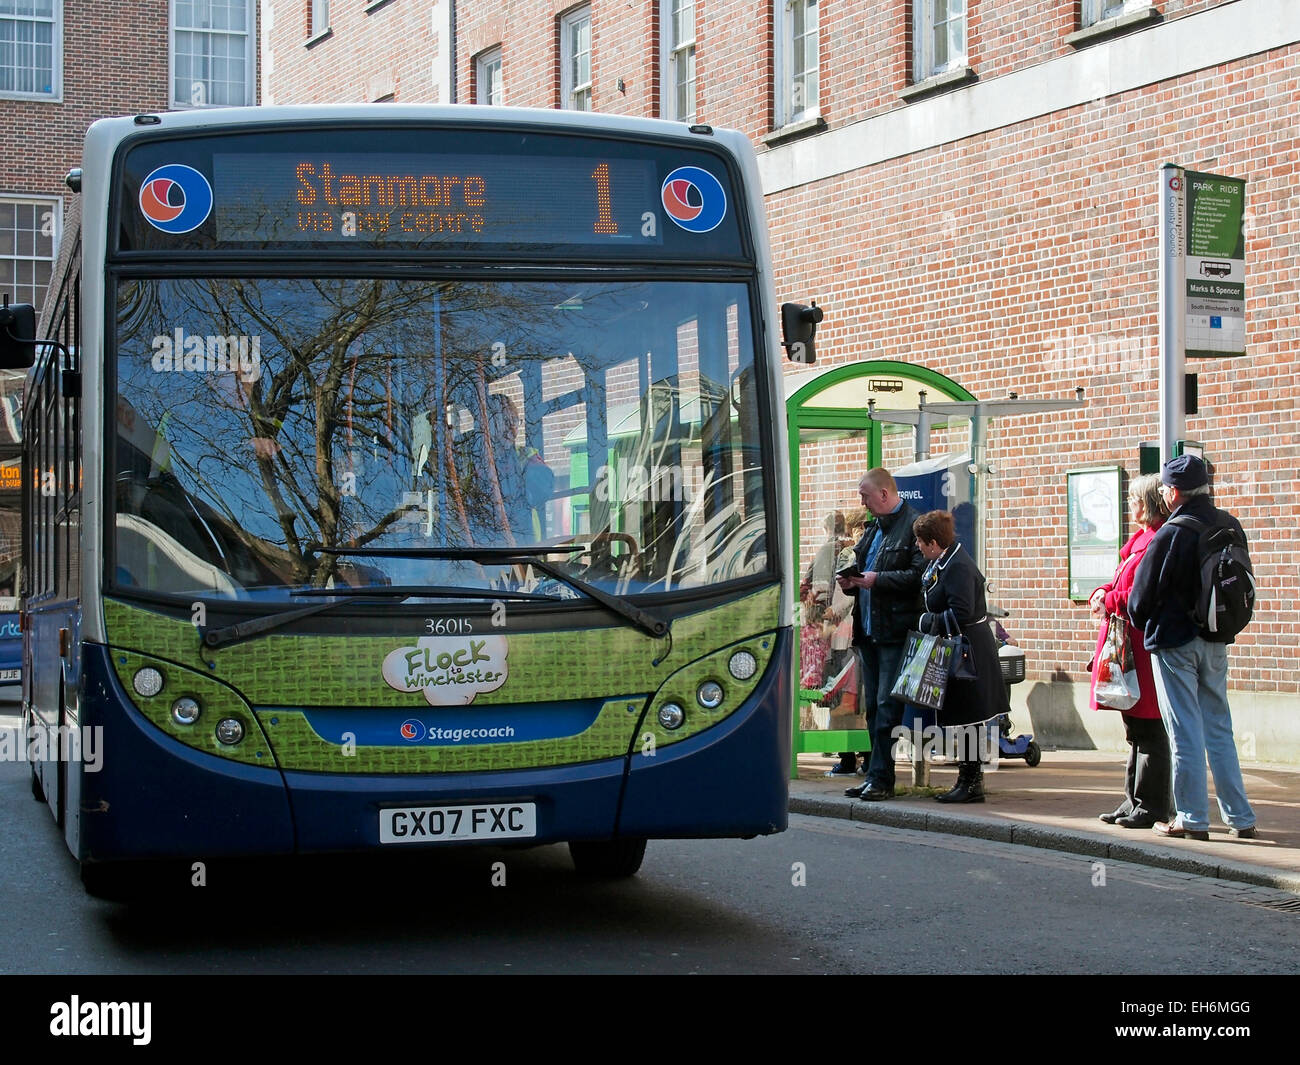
[
  {"xmin": 1128, "ymin": 454, "xmax": 1256, "ymax": 841},
  {"xmin": 836, "ymin": 468, "xmax": 925, "ymax": 800}
]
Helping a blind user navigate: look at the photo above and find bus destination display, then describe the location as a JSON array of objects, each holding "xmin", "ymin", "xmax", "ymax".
[{"xmin": 212, "ymin": 153, "xmax": 661, "ymax": 245}]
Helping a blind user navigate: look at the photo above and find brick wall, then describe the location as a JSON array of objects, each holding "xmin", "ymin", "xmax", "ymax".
[
  {"xmin": 266, "ymin": 0, "xmax": 437, "ymax": 103},
  {"xmin": 260, "ymin": 0, "xmax": 1296, "ymax": 697},
  {"xmin": 0, "ymin": 1, "xmax": 171, "ymax": 205},
  {"xmin": 766, "ymin": 43, "xmax": 1300, "ymax": 693},
  {"xmin": 0, "ymin": 0, "xmax": 261, "ymax": 311}
]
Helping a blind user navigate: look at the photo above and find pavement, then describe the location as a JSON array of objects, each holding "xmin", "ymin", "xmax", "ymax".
[{"xmin": 792, "ymin": 749, "xmax": 1300, "ymax": 892}]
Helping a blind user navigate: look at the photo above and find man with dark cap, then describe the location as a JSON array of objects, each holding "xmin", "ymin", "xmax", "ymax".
[{"xmin": 1128, "ymin": 455, "xmax": 1257, "ymax": 841}]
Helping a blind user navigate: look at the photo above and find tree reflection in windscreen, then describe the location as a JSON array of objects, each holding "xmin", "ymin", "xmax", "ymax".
[{"xmin": 113, "ymin": 278, "xmax": 768, "ymax": 599}]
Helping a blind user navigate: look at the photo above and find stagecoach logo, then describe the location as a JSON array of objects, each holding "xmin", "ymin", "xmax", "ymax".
[
  {"xmin": 382, "ymin": 636, "xmax": 509, "ymax": 706},
  {"xmin": 139, "ymin": 163, "xmax": 213, "ymax": 234},
  {"xmin": 661, "ymin": 166, "xmax": 727, "ymax": 234}
]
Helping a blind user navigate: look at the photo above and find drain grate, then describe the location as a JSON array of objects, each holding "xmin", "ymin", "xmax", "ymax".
[{"xmin": 1229, "ymin": 895, "xmax": 1300, "ymax": 915}]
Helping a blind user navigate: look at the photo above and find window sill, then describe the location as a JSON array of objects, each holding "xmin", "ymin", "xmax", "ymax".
[
  {"xmin": 304, "ymin": 27, "xmax": 333, "ymax": 49},
  {"xmin": 762, "ymin": 115, "xmax": 827, "ymax": 147},
  {"xmin": 169, "ymin": 100, "xmax": 254, "ymax": 111},
  {"xmin": 1065, "ymin": 7, "xmax": 1162, "ymax": 49},
  {"xmin": 0, "ymin": 90, "xmax": 60, "ymax": 103},
  {"xmin": 899, "ymin": 66, "xmax": 977, "ymax": 103},
  {"xmin": 365, "ymin": 0, "xmax": 395, "ymax": 13}
]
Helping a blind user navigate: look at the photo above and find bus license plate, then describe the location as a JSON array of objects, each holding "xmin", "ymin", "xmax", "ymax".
[
  {"xmin": 379, "ymin": 803, "xmax": 536, "ymax": 844},
  {"xmin": 0, "ymin": 669, "xmax": 18, "ymax": 680}
]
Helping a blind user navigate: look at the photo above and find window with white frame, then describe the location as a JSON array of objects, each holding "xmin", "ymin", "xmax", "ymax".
[
  {"xmin": 477, "ymin": 47, "xmax": 502, "ymax": 105},
  {"xmin": 309, "ymin": 0, "xmax": 329, "ymax": 37},
  {"xmin": 1081, "ymin": 0, "xmax": 1151, "ymax": 27},
  {"xmin": 172, "ymin": 0, "xmax": 254, "ymax": 108},
  {"xmin": 560, "ymin": 6, "xmax": 592, "ymax": 111},
  {"xmin": 0, "ymin": 0, "xmax": 60, "ymax": 99},
  {"xmin": 664, "ymin": 0, "xmax": 696, "ymax": 122},
  {"xmin": 0, "ymin": 197, "xmax": 59, "ymax": 313},
  {"xmin": 912, "ymin": 0, "xmax": 966, "ymax": 83},
  {"xmin": 776, "ymin": 0, "xmax": 818, "ymax": 127}
]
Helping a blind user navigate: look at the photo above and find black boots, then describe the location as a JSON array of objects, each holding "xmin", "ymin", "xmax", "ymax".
[{"xmin": 935, "ymin": 761, "xmax": 985, "ymax": 804}]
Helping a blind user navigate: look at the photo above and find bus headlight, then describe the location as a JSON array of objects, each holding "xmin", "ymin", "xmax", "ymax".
[
  {"xmin": 171, "ymin": 697, "xmax": 201, "ymax": 726},
  {"xmin": 215, "ymin": 718, "xmax": 245, "ymax": 745},
  {"xmin": 728, "ymin": 651, "xmax": 757, "ymax": 681},
  {"xmin": 657, "ymin": 703, "xmax": 685, "ymax": 730},
  {"xmin": 132, "ymin": 667, "xmax": 164, "ymax": 697},
  {"xmin": 696, "ymin": 681, "xmax": 724, "ymax": 709}
]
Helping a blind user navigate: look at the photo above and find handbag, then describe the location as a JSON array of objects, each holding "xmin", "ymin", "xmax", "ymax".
[
  {"xmin": 890, "ymin": 629, "xmax": 957, "ymax": 711},
  {"xmin": 1094, "ymin": 613, "xmax": 1140, "ymax": 710},
  {"xmin": 943, "ymin": 609, "xmax": 978, "ymax": 681}
]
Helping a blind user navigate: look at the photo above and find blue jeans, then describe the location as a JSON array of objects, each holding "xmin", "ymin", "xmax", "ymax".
[
  {"xmin": 1150, "ymin": 637, "xmax": 1255, "ymax": 832},
  {"xmin": 861, "ymin": 640, "xmax": 906, "ymax": 791}
]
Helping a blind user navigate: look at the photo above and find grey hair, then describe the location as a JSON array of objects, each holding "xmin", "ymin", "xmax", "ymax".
[
  {"xmin": 1177, "ymin": 483, "xmax": 1212, "ymax": 499},
  {"xmin": 1129, "ymin": 473, "xmax": 1167, "ymax": 526}
]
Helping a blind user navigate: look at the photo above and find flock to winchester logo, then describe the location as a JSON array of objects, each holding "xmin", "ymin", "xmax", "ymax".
[{"xmin": 382, "ymin": 635, "xmax": 509, "ymax": 705}]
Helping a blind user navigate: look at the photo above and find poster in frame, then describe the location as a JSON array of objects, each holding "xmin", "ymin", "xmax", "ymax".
[{"xmin": 1066, "ymin": 466, "xmax": 1123, "ymax": 601}]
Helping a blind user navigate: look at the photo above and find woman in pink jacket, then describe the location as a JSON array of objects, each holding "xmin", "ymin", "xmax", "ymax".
[{"xmin": 1089, "ymin": 473, "xmax": 1173, "ymax": 829}]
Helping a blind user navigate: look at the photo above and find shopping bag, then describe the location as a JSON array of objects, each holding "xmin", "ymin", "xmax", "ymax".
[
  {"xmin": 943, "ymin": 609, "xmax": 978, "ymax": 681},
  {"xmin": 890, "ymin": 629, "xmax": 957, "ymax": 711},
  {"xmin": 1094, "ymin": 613, "xmax": 1140, "ymax": 710}
]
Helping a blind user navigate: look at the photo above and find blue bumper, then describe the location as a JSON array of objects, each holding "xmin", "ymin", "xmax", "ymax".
[{"xmin": 78, "ymin": 629, "xmax": 791, "ymax": 861}]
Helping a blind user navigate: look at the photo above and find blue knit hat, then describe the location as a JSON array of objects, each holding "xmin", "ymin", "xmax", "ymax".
[{"xmin": 1161, "ymin": 454, "xmax": 1208, "ymax": 490}]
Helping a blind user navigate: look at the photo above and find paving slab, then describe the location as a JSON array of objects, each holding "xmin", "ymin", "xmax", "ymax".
[{"xmin": 791, "ymin": 751, "xmax": 1300, "ymax": 892}]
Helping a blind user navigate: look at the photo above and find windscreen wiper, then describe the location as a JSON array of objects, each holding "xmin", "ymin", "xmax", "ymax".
[
  {"xmin": 312, "ymin": 545, "xmax": 670, "ymax": 639},
  {"xmin": 200, "ymin": 584, "xmax": 558, "ymax": 651}
]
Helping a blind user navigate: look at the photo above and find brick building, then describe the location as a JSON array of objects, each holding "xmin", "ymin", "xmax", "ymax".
[
  {"xmin": 0, "ymin": 0, "xmax": 260, "ymax": 319},
  {"xmin": 259, "ymin": 0, "xmax": 1300, "ymax": 759},
  {"xmin": 0, "ymin": 1, "xmax": 257, "ymax": 601}
]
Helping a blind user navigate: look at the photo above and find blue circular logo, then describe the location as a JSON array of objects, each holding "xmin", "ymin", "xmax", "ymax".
[
  {"xmin": 139, "ymin": 164, "xmax": 213, "ymax": 234},
  {"xmin": 661, "ymin": 166, "xmax": 727, "ymax": 234},
  {"xmin": 399, "ymin": 719, "xmax": 426, "ymax": 742}
]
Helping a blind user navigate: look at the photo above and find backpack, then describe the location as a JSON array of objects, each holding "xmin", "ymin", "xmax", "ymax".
[{"xmin": 1167, "ymin": 511, "xmax": 1256, "ymax": 641}]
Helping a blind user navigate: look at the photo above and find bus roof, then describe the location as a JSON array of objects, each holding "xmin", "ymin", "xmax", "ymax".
[{"xmin": 87, "ymin": 104, "xmax": 755, "ymax": 159}]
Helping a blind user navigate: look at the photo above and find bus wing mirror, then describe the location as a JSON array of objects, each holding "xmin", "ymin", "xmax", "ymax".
[
  {"xmin": 781, "ymin": 301, "xmax": 823, "ymax": 364},
  {"xmin": 0, "ymin": 302, "xmax": 37, "ymax": 369}
]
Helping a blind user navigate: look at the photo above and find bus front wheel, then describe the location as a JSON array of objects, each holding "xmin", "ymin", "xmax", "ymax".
[{"xmin": 568, "ymin": 838, "xmax": 647, "ymax": 879}]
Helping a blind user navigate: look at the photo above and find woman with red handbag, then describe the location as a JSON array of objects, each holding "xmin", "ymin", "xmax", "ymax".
[{"xmin": 1090, "ymin": 473, "xmax": 1172, "ymax": 829}]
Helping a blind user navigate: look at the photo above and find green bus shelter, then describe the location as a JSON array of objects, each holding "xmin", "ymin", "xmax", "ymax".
[{"xmin": 786, "ymin": 360, "xmax": 975, "ymax": 778}]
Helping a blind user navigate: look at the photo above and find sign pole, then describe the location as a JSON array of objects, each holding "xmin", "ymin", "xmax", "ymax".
[{"xmin": 1158, "ymin": 164, "xmax": 1186, "ymax": 465}]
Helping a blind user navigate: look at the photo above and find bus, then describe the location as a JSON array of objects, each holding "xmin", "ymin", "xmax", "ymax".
[{"xmin": 7, "ymin": 105, "xmax": 798, "ymax": 897}]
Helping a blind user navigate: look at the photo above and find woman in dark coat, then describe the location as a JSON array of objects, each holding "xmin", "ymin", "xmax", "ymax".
[{"xmin": 913, "ymin": 510, "xmax": 1009, "ymax": 803}]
